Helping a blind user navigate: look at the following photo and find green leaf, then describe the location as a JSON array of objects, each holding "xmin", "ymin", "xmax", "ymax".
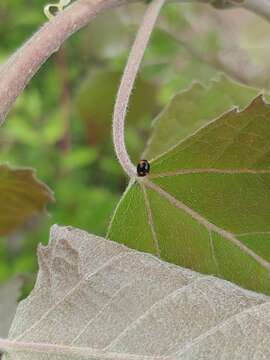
[
  {"xmin": 0, "ymin": 164, "xmax": 54, "ymax": 236},
  {"xmin": 108, "ymin": 80, "xmax": 270, "ymax": 295},
  {"xmin": 144, "ymin": 76, "xmax": 260, "ymax": 160}
]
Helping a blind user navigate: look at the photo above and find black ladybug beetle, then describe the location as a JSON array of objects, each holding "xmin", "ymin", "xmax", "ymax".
[{"xmin": 137, "ymin": 160, "xmax": 150, "ymax": 177}]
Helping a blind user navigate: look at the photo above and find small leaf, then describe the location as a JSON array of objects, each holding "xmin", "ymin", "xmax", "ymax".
[
  {"xmin": 2, "ymin": 226, "xmax": 270, "ymax": 359},
  {"xmin": 108, "ymin": 79, "xmax": 270, "ymax": 295},
  {"xmin": 0, "ymin": 164, "xmax": 54, "ymax": 236}
]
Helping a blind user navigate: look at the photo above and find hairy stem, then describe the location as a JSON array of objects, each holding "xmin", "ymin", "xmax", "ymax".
[
  {"xmin": 0, "ymin": 0, "xmax": 124, "ymax": 125},
  {"xmin": 0, "ymin": 0, "xmax": 269, "ymax": 126},
  {"xmin": 113, "ymin": 0, "xmax": 166, "ymax": 178}
]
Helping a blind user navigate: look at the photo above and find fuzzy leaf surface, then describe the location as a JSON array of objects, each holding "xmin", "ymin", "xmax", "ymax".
[
  {"xmin": 2, "ymin": 226, "xmax": 270, "ymax": 359},
  {"xmin": 0, "ymin": 278, "xmax": 21, "ymax": 338}
]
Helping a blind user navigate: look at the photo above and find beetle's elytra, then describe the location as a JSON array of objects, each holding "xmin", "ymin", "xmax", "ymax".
[{"xmin": 137, "ymin": 160, "xmax": 150, "ymax": 177}]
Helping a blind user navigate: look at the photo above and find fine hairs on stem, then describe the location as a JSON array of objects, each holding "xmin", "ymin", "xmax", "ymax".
[{"xmin": 112, "ymin": 0, "xmax": 166, "ymax": 179}]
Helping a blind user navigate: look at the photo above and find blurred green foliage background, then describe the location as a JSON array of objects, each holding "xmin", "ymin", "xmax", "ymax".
[{"xmin": 0, "ymin": 0, "xmax": 270, "ymax": 295}]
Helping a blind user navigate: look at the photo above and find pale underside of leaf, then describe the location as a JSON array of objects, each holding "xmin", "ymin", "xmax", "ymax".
[
  {"xmin": 0, "ymin": 278, "xmax": 22, "ymax": 338},
  {"xmin": 2, "ymin": 226, "xmax": 270, "ymax": 359}
]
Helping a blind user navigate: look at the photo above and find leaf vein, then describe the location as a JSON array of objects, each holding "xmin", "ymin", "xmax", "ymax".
[
  {"xmin": 140, "ymin": 183, "xmax": 161, "ymax": 258},
  {"xmin": 149, "ymin": 168, "xmax": 270, "ymax": 179},
  {"xmin": 144, "ymin": 179, "xmax": 270, "ymax": 271},
  {"xmin": 14, "ymin": 252, "xmax": 129, "ymax": 342}
]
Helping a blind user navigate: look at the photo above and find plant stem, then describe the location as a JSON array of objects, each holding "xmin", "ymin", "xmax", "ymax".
[
  {"xmin": 112, "ymin": 0, "xmax": 166, "ymax": 178},
  {"xmin": 0, "ymin": 0, "xmax": 270, "ymax": 125},
  {"xmin": 0, "ymin": 0, "xmax": 124, "ymax": 125}
]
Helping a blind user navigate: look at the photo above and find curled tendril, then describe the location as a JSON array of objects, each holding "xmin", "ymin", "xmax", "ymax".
[{"xmin": 44, "ymin": 0, "xmax": 71, "ymax": 19}]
